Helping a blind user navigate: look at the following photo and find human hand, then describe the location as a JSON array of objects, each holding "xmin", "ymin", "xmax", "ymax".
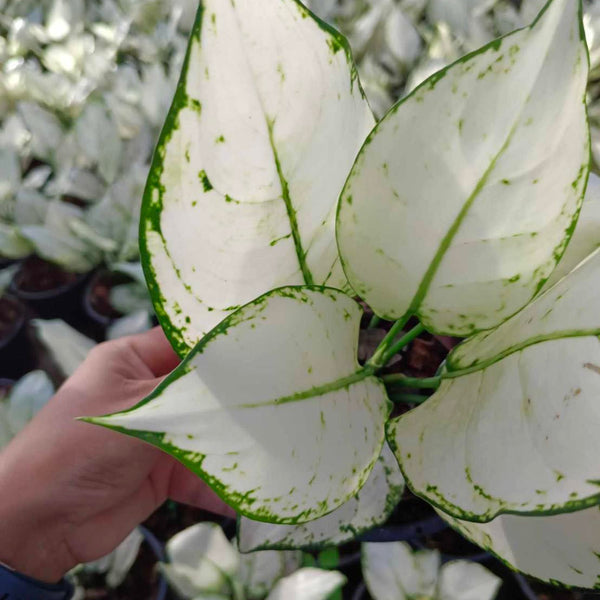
[{"xmin": 0, "ymin": 327, "xmax": 234, "ymax": 583}]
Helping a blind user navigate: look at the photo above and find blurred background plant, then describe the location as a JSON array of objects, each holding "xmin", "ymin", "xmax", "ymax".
[{"xmin": 0, "ymin": 0, "xmax": 197, "ymax": 336}]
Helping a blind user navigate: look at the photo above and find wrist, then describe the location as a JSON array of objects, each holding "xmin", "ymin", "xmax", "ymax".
[{"xmin": 0, "ymin": 455, "xmax": 73, "ymax": 583}]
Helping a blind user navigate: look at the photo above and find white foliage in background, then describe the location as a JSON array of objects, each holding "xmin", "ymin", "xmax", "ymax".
[
  {"xmin": 32, "ymin": 317, "xmax": 153, "ymax": 377},
  {"xmin": 158, "ymin": 523, "xmax": 343, "ymax": 600},
  {"xmin": 362, "ymin": 542, "xmax": 500, "ymax": 600},
  {"xmin": 0, "ymin": 0, "xmax": 195, "ymax": 282},
  {"xmin": 0, "ymin": 370, "xmax": 54, "ymax": 448},
  {"xmin": 32, "ymin": 318, "xmax": 95, "ymax": 377},
  {"xmin": 76, "ymin": 528, "xmax": 144, "ymax": 587},
  {"xmin": 68, "ymin": 528, "xmax": 144, "ymax": 597}
]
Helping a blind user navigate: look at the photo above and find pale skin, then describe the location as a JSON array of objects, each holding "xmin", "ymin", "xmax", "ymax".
[{"xmin": 0, "ymin": 327, "xmax": 234, "ymax": 583}]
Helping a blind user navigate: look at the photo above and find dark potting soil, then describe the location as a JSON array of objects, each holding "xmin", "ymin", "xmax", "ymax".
[
  {"xmin": 13, "ymin": 256, "xmax": 79, "ymax": 294},
  {"xmin": 86, "ymin": 271, "xmax": 132, "ymax": 320},
  {"xmin": 0, "ymin": 296, "xmax": 24, "ymax": 344},
  {"xmin": 0, "ymin": 380, "xmax": 14, "ymax": 400}
]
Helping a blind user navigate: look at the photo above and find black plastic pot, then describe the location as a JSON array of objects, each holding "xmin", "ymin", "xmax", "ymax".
[
  {"xmin": 10, "ymin": 257, "xmax": 89, "ymax": 325},
  {"xmin": 0, "ymin": 294, "xmax": 34, "ymax": 379},
  {"xmin": 0, "ymin": 378, "xmax": 15, "ymax": 398},
  {"xmin": 138, "ymin": 526, "xmax": 168, "ymax": 600},
  {"xmin": 82, "ymin": 270, "xmax": 131, "ymax": 340}
]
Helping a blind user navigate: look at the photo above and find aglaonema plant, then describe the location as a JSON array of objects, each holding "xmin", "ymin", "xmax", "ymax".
[{"xmin": 84, "ymin": 0, "xmax": 600, "ymax": 589}]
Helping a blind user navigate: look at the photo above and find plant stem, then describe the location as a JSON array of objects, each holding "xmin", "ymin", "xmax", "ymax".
[
  {"xmin": 367, "ymin": 318, "xmax": 423, "ymax": 370},
  {"xmin": 387, "ymin": 392, "xmax": 431, "ymax": 405},
  {"xmin": 368, "ymin": 314, "xmax": 381, "ymax": 329},
  {"xmin": 382, "ymin": 374, "xmax": 442, "ymax": 389}
]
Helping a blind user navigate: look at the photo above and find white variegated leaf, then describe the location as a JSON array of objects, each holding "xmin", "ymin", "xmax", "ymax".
[
  {"xmin": 238, "ymin": 442, "xmax": 404, "ymax": 551},
  {"xmin": 86, "ymin": 288, "xmax": 389, "ymax": 523},
  {"xmin": 4, "ymin": 371, "xmax": 54, "ymax": 437},
  {"xmin": 361, "ymin": 542, "xmax": 439, "ymax": 600},
  {"xmin": 265, "ymin": 568, "xmax": 345, "ymax": 600},
  {"xmin": 388, "ymin": 249, "xmax": 600, "ymax": 521},
  {"xmin": 33, "ymin": 319, "xmax": 96, "ymax": 377},
  {"xmin": 238, "ymin": 547, "xmax": 301, "ymax": 600},
  {"xmin": 106, "ymin": 311, "xmax": 152, "ymax": 340},
  {"xmin": 141, "ymin": 0, "xmax": 374, "ymax": 356},
  {"xmin": 18, "ymin": 101, "xmax": 64, "ymax": 163},
  {"xmin": 437, "ymin": 560, "xmax": 500, "ymax": 600},
  {"xmin": 337, "ymin": 0, "xmax": 589, "ymax": 335},
  {"xmin": 542, "ymin": 172, "xmax": 600, "ymax": 290},
  {"xmin": 160, "ymin": 523, "xmax": 239, "ymax": 598},
  {"xmin": 441, "ymin": 506, "xmax": 600, "ymax": 589},
  {"xmin": 20, "ymin": 201, "xmax": 102, "ymax": 273}
]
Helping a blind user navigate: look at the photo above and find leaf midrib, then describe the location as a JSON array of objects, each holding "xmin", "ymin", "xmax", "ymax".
[
  {"xmin": 237, "ymin": 367, "xmax": 376, "ymax": 409},
  {"xmin": 405, "ymin": 8, "xmax": 571, "ymax": 321},
  {"xmin": 229, "ymin": 5, "xmax": 315, "ymax": 286},
  {"xmin": 445, "ymin": 328, "xmax": 600, "ymax": 379}
]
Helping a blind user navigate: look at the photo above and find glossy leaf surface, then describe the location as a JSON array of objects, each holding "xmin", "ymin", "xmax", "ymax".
[
  {"xmin": 87, "ymin": 288, "xmax": 390, "ymax": 523},
  {"xmin": 237, "ymin": 442, "xmax": 404, "ymax": 551},
  {"xmin": 337, "ymin": 0, "xmax": 589, "ymax": 334},
  {"xmin": 142, "ymin": 0, "xmax": 374, "ymax": 356},
  {"xmin": 442, "ymin": 507, "xmax": 600, "ymax": 589},
  {"xmin": 389, "ymin": 250, "xmax": 600, "ymax": 521}
]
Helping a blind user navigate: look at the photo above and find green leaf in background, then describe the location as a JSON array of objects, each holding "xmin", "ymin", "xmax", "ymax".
[
  {"xmin": 141, "ymin": 0, "xmax": 374, "ymax": 357},
  {"xmin": 337, "ymin": 0, "xmax": 590, "ymax": 335},
  {"xmin": 85, "ymin": 288, "xmax": 390, "ymax": 523}
]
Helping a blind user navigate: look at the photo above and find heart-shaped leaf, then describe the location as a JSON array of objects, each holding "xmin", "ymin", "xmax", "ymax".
[
  {"xmin": 237, "ymin": 442, "xmax": 404, "ymax": 551},
  {"xmin": 142, "ymin": 0, "xmax": 374, "ymax": 356},
  {"xmin": 86, "ymin": 288, "xmax": 390, "ymax": 523},
  {"xmin": 337, "ymin": 0, "xmax": 589, "ymax": 334},
  {"xmin": 441, "ymin": 506, "xmax": 600, "ymax": 589},
  {"xmin": 388, "ymin": 249, "xmax": 600, "ymax": 521}
]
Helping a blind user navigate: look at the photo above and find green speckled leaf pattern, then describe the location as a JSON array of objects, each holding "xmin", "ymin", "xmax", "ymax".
[
  {"xmin": 87, "ymin": 288, "xmax": 390, "ymax": 524},
  {"xmin": 141, "ymin": 0, "xmax": 374, "ymax": 356},
  {"xmin": 337, "ymin": 0, "xmax": 589, "ymax": 335},
  {"xmin": 541, "ymin": 172, "xmax": 600, "ymax": 291},
  {"xmin": 237, "ymin": 442, "xmax": 404, "ymax": 551},
  {"xmin": 388, "ymin": 250, "xmax": 600, "ymax": 521},
  {"xmin": 441, "ymin": 506, "xmax": 600, "ymax": 589}
]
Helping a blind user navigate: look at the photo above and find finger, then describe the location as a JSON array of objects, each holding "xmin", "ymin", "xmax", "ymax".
[
  {"xmin": 167, "ymin": 460, "xmax": 236, "ymax": 518},
  {"xmin": 124, "ymin": 327, "xmax": 181, "ymax": 377}
]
